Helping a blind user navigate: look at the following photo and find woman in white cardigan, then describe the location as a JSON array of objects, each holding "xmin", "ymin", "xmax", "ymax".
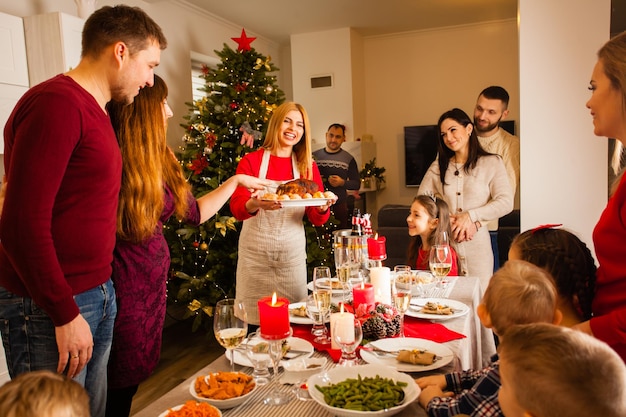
[{"xmin": 418, "ymin": 108, "xmax": 513, "ymax": 291}]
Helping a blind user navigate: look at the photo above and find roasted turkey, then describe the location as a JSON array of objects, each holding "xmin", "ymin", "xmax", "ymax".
[{"xmin": 276, "ymin": 178, "xmax": 319, "ymax": 196}]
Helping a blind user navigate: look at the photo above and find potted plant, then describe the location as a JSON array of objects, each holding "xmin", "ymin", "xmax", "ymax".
[{"xmin": 360, "ymin": 158, "xmax": 386, "ymax": 190}]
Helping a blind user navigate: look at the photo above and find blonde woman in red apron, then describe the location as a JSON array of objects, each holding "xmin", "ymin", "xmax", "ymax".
[{"xmin": 230, "ymin": 102, "xmax": 332, "ymax": 325}]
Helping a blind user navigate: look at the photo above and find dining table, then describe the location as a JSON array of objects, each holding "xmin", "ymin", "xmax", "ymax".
[{"xmin": 135, "ymin": 276, "xmax": 495, "ymax": 417}]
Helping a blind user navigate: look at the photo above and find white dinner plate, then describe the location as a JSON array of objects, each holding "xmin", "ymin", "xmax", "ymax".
[
  {"xmin": 405, "ymin": 298, "xmax": 470, "ymax": 321},
  {"xmin": 391, "ymin": 270, "xmax": 437, "ymax": 296},
  {"xmin": 261, "ymin": 197, "xmax": 332, "ymax": 207},
  {"xmin": 360, "ymin": 337, "xmax": 454, "ymax": 372},
  {"xmin": 306, "ymin": 279, "xmax": 347, "ymax": 295},
  {"xmin": 226, "ymin": 336, "xmax": 314, "ymax": 368},
  {"xmin": 289, "ymin": 302, "xmax": 313, "ymax": 324}
]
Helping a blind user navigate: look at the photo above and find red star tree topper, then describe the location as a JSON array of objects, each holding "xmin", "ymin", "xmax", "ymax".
[{"xmin": 231, "ymin": 28, "xmax": 256, "ymax": 52}]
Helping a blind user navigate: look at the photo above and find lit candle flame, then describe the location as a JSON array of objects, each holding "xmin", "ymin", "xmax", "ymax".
[{"xmin": 271, "ymin": 292, "xmax": 277, "ymax": 306}]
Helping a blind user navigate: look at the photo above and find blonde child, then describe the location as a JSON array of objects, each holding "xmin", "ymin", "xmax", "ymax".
[
  {"xmin": 416, "ymin": 260, "xmax": 561, "ymax": 417},
  {"xmin": 508, "ymin": 225, "xmax": 596, "ymax": 326},
  {"xmin": 0, "ymin": 370, "xmax": 90, "ymax": 417},
  {"xmin": 498, "ymin": 323, "xmax": 626, "ymax": 417},
  {"xmin": 406, "ymin": 194, "xmax": 458, "ymax": 275}
]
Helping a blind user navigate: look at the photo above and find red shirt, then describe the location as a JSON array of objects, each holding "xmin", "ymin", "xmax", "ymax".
[
  {"xmin": 230, "ymin": 149, "xmax": 329, "ymax": 226},
  {"xmin": 591, "ymin": 173, "xmax": 626, "ymax": 361},
  {"xmin": 0, "ymin": 75, "xmax": 122, "ymax": 326}
]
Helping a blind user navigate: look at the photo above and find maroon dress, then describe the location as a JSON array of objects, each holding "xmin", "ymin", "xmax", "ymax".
[{"xmin": 108, "ymin": 186, "xmax": 199, "ymax": 389}]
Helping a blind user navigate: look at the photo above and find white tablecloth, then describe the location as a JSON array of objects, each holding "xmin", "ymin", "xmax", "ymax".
[{"xmin": 134, "ymin": 276, "xmax": 495, "ymax": 417}]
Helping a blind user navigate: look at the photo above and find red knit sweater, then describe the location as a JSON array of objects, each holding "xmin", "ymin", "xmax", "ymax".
[
  {"xmin": 230, "ymin": 149, "xmax": 329, "ymax": 225},
  {"xmin": 0, "ymin": 75, "xmax": 122, "ymax": 326}
]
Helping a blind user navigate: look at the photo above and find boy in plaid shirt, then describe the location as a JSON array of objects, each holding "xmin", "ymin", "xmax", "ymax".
[{"xmin": 416, "ymin": 260, "xmax": 562, "ymax": 417}]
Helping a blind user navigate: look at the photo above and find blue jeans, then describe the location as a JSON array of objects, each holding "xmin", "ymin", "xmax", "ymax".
[{"xmin": 0, "ymin": 279, "xmax": 117, "ymax": 417}]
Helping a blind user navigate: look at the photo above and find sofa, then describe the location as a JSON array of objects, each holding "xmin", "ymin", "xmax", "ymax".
[{"xmin": 376, "ymin": 204, "xmax": 520, "ymax": 269}]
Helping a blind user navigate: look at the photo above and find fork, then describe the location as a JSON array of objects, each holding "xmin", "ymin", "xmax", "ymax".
[
  {"xmin": 361, "ymin": 344, "xmax": 400, "ymax": 356},
  {"xmin": 362, "ymin": 344, "xmax": 443, "ymax": 361}
]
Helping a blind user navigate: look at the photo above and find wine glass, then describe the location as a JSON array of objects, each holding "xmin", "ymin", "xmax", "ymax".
[
  {"xmin": 392, "ymin": 270, "xmax": 412, "ymax": 337},
  {"xmin": 213, "ymin": 298, "xmax": 248, "ymax": 372},
  {"xmin": 245, "ymin": 330, "xmax": 271, "ymax": 385},
  {"xmin": 312, "ymin": 266, "xmax": 332, "ymax": 344},
  {"xmin": 305, "ymin": 293, "xmax": 330, "ymax": 344},
  {"xmin": 332, "ymin": 317, "xmax": 363, "ymax": 366},
  {"xmin": 262, "ymin": 328, "xmax": 293, "ymax": 405},
  {"xmin": 313, "ymin": 266, "xmax": 332, "ymax": 290},
  {"xmin": 429, "ymin": 232, "xmax": 453, "ymax": 282},
  {"xmin": 393, "ymin": 265, "xmax": 412, "ymax": 288},
  {"xmin": 334, "ymin": 247, "xmax": 351, "ymax": 301}
]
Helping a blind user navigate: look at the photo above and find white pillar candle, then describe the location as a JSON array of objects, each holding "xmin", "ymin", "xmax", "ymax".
[
  {"xmin": 330, "ymin": 310, "xmax": 355, "ymax": 349},
  {"xmin": 370, "ymin": 266, "xmax": 391, "ymax": 305}
]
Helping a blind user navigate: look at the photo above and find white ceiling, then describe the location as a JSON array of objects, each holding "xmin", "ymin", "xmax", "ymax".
[{"xmin": 177, "ymin": 0, "xmax": 518, "ymax": 45}]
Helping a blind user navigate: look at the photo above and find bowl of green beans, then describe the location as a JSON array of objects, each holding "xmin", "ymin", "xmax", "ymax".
[{"xmin": 307, "ymin": 364, "xmax": 420, "ymax": 416}]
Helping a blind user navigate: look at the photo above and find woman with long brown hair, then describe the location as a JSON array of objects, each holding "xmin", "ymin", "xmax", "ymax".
[
  {"xmin": 105, "ymin": 75, "xmax": 268, "ymax": 416},
  {"xmin": 418, "ymin": 108, "xmax": 513, "ymax": 290}
]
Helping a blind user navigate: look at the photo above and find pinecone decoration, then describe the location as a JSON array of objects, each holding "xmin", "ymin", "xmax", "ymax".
[
  {"xmin": 359, "ymin": 302, "xmax": 402, "ymax": 340},
  {"xmin": 362, "ymin": 314, "xmax": 387, "ymax": 340},
  {"xmin": 387, "ymin": 315, "xmax": 402, "ymax": 337}
]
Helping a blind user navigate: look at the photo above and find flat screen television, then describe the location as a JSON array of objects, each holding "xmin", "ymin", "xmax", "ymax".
[{"xmin": 404, "ymin": 120, "xmax": 516, "ymax": 187}]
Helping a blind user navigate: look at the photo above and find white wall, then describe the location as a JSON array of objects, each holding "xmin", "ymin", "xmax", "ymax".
[
  {"xmin": 519, "ymin": 0, "xmax": 610, "ymax": 254},
  {"xmin": 363, "ymin": 20, "xmax": 519, "ymax": 211},
  {"xmin": 291, "ymin": 28, "xmax": 358, "ymax": 144}
]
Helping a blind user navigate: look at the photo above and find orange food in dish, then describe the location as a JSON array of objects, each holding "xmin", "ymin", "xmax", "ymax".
[
  {"xmin": 194, "ymin": 372, "xmax": 255, "ymax": 400},
  {"xmin": 164, "ymin": 400, "xmax": 220, "ymax": 417}
]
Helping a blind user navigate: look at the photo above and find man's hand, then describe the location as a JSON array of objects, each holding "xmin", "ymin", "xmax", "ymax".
[
  {"xmin": 328, "ymin": 175, "xmax": 345, "ymax": 187},
  {"xmin": 55, "ymin": 314, "xmax": 93, "ymax": 378}
]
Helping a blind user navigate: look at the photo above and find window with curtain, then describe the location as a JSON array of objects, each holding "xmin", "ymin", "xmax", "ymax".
[{"xmin": 190, "ymin": 51, "xmax": 220, "ymax": 103}]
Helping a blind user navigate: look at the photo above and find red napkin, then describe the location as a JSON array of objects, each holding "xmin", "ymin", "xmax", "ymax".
[
  {"xmin": 403, "ymin": 316, "xmax": 466, "ymax": 342},
  {"xmin": 291, "ymin": 318, "xmax": 465, "ymax": 363}
]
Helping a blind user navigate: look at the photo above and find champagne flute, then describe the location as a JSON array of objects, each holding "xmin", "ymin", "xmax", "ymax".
[
  {"xmin": 306, "ymin": 293, "xmax": 331, "ymax": 344},
  {"xmin": 334, "ymin": 247, "xmax": 351, "ymax": 301},
  {"xmin": 392, "ymin": 271, "xmax": 412, "ymax": 337},
  {"xmin": 312, "ymin": 266, "xmax": 332, "ymax": 344},
  {"xmin": 213, "ymin": 298, "xmax": 248, "ymax": 372}
]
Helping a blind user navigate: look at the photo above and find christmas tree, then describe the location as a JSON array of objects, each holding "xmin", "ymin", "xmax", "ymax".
[{"xmin": 164, "ymin": 30, "xmax": 336, "ymax": 332}]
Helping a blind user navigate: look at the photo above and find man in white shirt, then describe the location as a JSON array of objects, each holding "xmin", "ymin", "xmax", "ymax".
[{"xmin": 473, "ymin": 86, "xmax": 520, "ymax": 271}]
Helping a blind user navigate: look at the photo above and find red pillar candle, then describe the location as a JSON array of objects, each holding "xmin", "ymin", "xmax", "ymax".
[
  {"xmin": 352, "ymin": 283, "xmax": 375, "ymax": 310},
  {"xmin": 367, "ymin": 236, "xmax": 387, "ymax": 261},
  {"xmin": 258, "ymin": 293, "xmax": 291, "ymax": 340}
]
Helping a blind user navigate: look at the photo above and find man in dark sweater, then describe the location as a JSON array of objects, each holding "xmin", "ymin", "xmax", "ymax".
[
  {"xmin": 0, "ymin": 6, "xmax": 166, "ymax": 417},
  {"xmin": 313, "ymin": 123, "xmax": 360, "ymax": 229}
]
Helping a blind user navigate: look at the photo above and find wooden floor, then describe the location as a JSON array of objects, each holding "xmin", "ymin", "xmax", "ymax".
[{"xmin": 130, "ymin": 318, "xmax": 223, "ymax": 416}]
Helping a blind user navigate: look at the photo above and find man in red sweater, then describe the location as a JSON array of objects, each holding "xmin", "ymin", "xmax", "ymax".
[{"xmin": 0, "ymin": 6, "xmax": 166, "ymax": 417}]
